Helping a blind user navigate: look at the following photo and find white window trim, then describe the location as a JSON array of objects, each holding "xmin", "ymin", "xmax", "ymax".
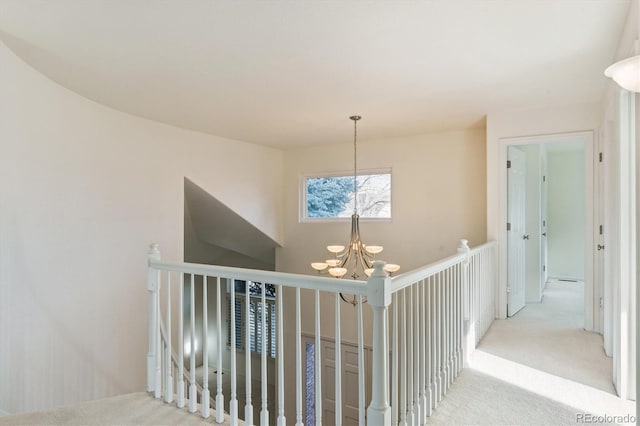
[{"xmin": 299, "ymin": 167, "xmax": 393, "ymax": 223}]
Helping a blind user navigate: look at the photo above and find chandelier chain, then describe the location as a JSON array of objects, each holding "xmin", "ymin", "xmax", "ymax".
[{"xmin": 353, "ymin": 117, "xmax": 358, "ymax": 214}]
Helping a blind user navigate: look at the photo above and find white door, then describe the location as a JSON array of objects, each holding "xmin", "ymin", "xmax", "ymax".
[
  {"xmin": 508, "ymin": 147, "xmax": 527, "ymax": 317},
  {"xmin": 321, "ymin": 340, "xmax": 370, "ymax": 425}
]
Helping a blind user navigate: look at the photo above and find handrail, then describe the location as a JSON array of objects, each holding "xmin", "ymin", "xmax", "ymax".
[
  {"xmin": 390, "ymin": 240, "xmax": 498, "ymax": 293},
  {"xmin": 469, "ymin": 240, "xmax": 497, "ymax": 255},
  {"xmin": 389, "ymin": 252, "xmax": 465, "ymax": 292},
  {"xmin": 149, "ymin": 260, "xmax": 368, "ymax": 296}
]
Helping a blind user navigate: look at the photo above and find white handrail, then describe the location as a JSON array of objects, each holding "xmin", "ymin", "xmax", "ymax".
[
  {"xmin": 149, "ymin": 260, "xmax": 367, "ymax": 295},
  {"xmin": 389, "ymin": 252, "xmax": 466, "ymax": 292}
]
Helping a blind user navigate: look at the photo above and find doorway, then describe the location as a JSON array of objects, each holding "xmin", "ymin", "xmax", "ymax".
[{"xmin": 501, "ymin": 132, "xmax": 596, "ymax": 330}]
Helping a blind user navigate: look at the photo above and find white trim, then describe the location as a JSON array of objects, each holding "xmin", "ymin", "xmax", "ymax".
[
  {"xmin": 298, "ymin": 168, "xmax": 393, "ymax": 222},
  {"xmin": 0, "ymin": 408, "xmax": 10, "ymax": 416},
  {"xmin": 496, "ymin": 131, "xmax": 596, "ymax": 331}
]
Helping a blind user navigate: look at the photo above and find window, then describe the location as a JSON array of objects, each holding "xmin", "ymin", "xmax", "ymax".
[
  {"xmin": 228, "ymin": 280, "xmax": 277, "ymax": 358},
  {"xmin": 303, "ymin": 171, "xmax": 391, "ymax": 220}
]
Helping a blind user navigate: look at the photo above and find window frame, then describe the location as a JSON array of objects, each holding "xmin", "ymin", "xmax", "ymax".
[{"xmin": 299, "ymin": 167, "xmax": 393, "ymax": 223}]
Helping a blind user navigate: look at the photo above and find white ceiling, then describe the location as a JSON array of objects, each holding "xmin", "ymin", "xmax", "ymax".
[{"xmin": 0, "ymin": 0, "xmax": 631, "ymax": 147}]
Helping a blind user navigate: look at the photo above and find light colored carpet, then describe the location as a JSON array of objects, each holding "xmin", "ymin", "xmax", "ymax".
[
  {"xmin": 0, "ymin": 392, "xmax": 236, "ymax": 425},
  {"xmin": 429, "ymin": 279, "xmax": 635, "ymax": 425}
]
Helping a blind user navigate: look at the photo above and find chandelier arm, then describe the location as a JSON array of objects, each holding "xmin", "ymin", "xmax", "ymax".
[
  {"xmin": 340, "ymin": 245, "xmax": 355, "ymax": 271},
  {"xmin": 340, "ymin": 293, "xmax": 358, "ymax": 306},
  {"xmin": 357, "ymin": 244, "xmax": 372, "ymax": 272}
]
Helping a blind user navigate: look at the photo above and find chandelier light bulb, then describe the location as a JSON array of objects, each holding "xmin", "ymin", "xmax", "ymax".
[
  {"xmin": 365, "ymin": 245, "xmax": 384, "ymax": 255},
  {"xmin": 364, "ymin": 268, "xmax": 375, "ymax": 277},
  {"xmin": 329, "ymin": 267, "xmax": 348, "ymax": 278},
  {"xmin": 311, "ymin": 262, "xmax": 328, "ymax": 271},
  {"xmin": 327, "ymin": 245, "xmax": 345, "ymax": 254},
  {"xmin": 326, "ymin": 259, "xmax": 340, "ymax": 267},
  {"xmin": 383, "ymin": 263, "xmax": 401, "ymax": 274}
]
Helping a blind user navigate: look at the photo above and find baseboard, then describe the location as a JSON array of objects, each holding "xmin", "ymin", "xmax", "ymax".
[{"xmin": 548, "ymin": 276, "xmax": 584, "ymax": 283}]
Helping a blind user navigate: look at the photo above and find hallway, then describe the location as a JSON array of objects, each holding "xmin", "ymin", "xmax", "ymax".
[{"xmin": 429, "ymin": 279, "xmax": 635, "ymax": 425}]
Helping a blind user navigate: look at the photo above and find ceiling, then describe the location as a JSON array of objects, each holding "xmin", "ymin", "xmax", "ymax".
[{"xmin": 0, "ymin": 0, "xmax": 632, "ymax": 147}]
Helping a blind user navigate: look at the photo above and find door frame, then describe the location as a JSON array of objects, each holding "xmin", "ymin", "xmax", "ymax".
[{"xmin": 497, "ymin": 131, "xmax": 596, "ymax": 331}]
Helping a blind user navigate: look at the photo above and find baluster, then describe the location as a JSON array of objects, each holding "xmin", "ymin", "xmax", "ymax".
[
  {"xmin": 458, "ymin": 240, "xmax": 470, "ymax": 369},
  {"xmin": 165, "ymin": 272, "xmax": 174, "ymax": 403},
  {"xmin": 471, "ymin": 255, "xmax": 477, "ymax": 345},
  {"xmin": 230, "ymin": 279, "xmax": 238, "ymax": 425},
  {"xmin": 458, "ymin": 263, "xmax": 464, "ymax": 374},
  {"xmin": 414, "ymin": 283, "xmax": 421, "ymax": 424},
  {"xmin": 155, "ymin": 268, "xmax": 162, "ymax": 398},
  {"xmin": 314, "ymin": 289, "xmax": 322, "ymax": 426},
  {"xmin": 357, "ymin": 295, "xmax": 365, "ymax": 426},
  {"xmin": 481, "ymin": 251, "xmax": 490, "ymax": 335},
  {"xmin": 392, "ymin": 292, "xmax": 398, "ymax": 426},
  {"xmin": 476, "ymin": 254, "xmax": 481, "ymax": 345},
  {"xmin": 484, "ymin": 250, "xmax": 489, "ymax": 335},
  {"xmin": 189, "ymin": 274, "xmax": 197, "ymax": 413},
  {"xmin": 245, "ymin": 282, "xmax": 253, "ymax": 426},
  {"xmin": 202, "ymin": 276, "xmax": 210, "ymax": 418},
  {"xmin": 147, "ymin": 245, "xmax": 160, "ymax": 393},
  {"xmin": 451, "ymin": 267, "xmax": 456, "ymax": 387},
  {"xmin": 437, "ymin": 271, "xmax": 443, "ymax": 403},
  {"xmin": 456, "ymin": 265, "xmax": 460, "ymax": 374},
  {"xmin": 295, "ymin": 288, "xmax": 303, "ymax": 426},
  {"xmin": 177, "ymin": 273, "xmax": 185, "ymax": 408},
  {"xmin": 452, "ymin": 266, "xmax": 458, "ymax": 377},
  {"xmin": 426, "ymin": 276, "xmax": 433, "ymax": 417},
  {"xmin": 429, "ymin": 275, "xmax": 438, "ymax": 411},
  {"xmin": 335, "ymin": 293, "xmax": 342, "ymax": 426},
  {"xmin": 446, "ymin": 267, "xmax": 452, "ymax": 390},
  {"xmin": 399, "ymin": 289, "xmax": 407, "ymax": 426},
  {"xmin": 420, "ymin": 279, "xmax": 428, "ymax": 423},
  {"xmin": 277, "ymin": 285, "xmax": 286, "ymax": 426},
  {"xmin": 216, "ymin": 277, "xmax": 224, "ymax": 423},
  {"xmin": 407, "ymin": 286, "xmax": 414, "ymax": 426},
  {"xmin": 261, "ymin": 283, "xmax": 269, "ymax": 426}
]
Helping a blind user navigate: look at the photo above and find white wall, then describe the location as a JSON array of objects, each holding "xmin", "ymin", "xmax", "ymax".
[
  {"xmin": 546, "ymin": 149, "xmax": 586, "ymax": 280},
  {"xmin": 0, "ymin": 40, "xmax": 283, "ymax": 414}
]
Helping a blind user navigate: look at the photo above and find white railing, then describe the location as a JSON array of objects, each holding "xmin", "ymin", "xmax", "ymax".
[{"xmin": 146, "ymin": 239, "xmax": 496, "ymax": 425}]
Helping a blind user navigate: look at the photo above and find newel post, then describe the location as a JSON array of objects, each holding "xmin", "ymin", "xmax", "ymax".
[
  {"xmin": 147, "ymin": 243, "xmax": 161, "ymax": 392},
  {"xmin": 457, "ymin": 239, "xmax": 474, "ymax": 367},
  {"xmin": 366, "ymin": 261, "xmax": 392, "ymax": 425}
]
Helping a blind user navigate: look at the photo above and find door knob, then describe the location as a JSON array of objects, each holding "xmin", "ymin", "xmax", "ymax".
[
  {"xmin": 542, "ymin": 232, "xmax": 546, "ymax": 237},
  {"xmin": 523, "ymin": 235, "xmax": 530, "ymax": 240}
]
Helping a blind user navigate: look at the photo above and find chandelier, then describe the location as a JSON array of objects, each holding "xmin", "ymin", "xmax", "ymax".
[{"xmin": 310, "ymin": 115, "xmax": 399, "ymax": 304}]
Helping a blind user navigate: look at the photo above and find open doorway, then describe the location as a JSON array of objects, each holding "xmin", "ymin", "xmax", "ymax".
[{"xmin": 506, "ymin": 135, "xmax": 592, "ymax": 328}]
